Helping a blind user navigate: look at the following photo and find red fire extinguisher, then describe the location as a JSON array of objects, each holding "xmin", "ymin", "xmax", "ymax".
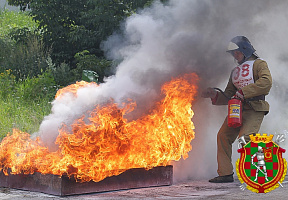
[
  {"xmin": 213, "ymin": 88, "xmax": 243, "ymax": 128},
  {"xmin": 227, "ymin": 98, "xmax": 242, "ymax": 128}
]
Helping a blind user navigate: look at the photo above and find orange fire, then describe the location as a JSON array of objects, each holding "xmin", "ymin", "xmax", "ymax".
[
  {"xmin": 0, "ymin": 73, "xmax": 198, "ymax": 182},
  {"xmin": 55, "ymin": 80, "xmax": 98, "ymax": 99}
]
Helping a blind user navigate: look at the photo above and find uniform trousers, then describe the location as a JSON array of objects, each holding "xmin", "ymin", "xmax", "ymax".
[{"xmin": 217, "ymin": 108, "xmax": 266, "ymax": 176}]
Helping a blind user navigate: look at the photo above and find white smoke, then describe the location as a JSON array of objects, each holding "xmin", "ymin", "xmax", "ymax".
[{"xmin": 37, "ymin": 0, "xmax": 288, "ymax": 182}]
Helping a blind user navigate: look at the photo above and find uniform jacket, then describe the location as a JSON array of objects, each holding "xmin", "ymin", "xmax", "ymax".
[{"xmin": 212, "ymin": 58, "xmax": 272, "ymax": 113}]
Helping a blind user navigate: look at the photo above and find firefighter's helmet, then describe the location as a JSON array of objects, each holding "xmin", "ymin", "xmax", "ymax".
[{"xmin": 227, "ymin": 36, "xmax": 256, "ymax": 58}]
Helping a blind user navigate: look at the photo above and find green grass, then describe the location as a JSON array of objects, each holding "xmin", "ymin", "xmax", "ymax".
[
  {"xmin": 0, "ymin": 70, "xmax": 56, "ymax": 139},
  {"xmin": 0, "ymin": 95, "xmax": 52, "ymax": 139}
]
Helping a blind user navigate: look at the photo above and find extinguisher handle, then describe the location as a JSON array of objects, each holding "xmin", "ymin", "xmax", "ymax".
[{"xmin": 213, "ymin": 88, "xmax": 230, "ymax": 100}]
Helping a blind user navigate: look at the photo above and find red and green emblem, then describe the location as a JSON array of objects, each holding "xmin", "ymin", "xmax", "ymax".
[{"xmin": 236, "ymin": 134, "xmax": 287, "ymax": 193}]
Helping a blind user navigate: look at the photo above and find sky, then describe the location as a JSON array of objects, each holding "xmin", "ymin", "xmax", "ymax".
[
  {"xmin": 0, "ymin": 0, "xmax": 18, "ymax": 10},
  {"xmin": 36, "ymin": 0, "xmax": 288, "ymax": 181}
]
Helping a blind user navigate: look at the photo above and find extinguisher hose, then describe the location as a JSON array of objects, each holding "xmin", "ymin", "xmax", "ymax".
[{"xmin": 213, "ymin": 87, "xmax": 231, "ymax": 100}]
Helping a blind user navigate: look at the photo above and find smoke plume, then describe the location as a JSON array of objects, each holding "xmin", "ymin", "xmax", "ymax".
[{"xmin": 37, "ymin": 0, "xmax": 288, "ymax": 182}]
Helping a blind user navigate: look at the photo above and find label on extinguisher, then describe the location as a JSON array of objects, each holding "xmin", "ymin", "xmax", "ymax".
[{"xmin": 229, "ymin": 104, "xmax": 241, "ymax": 118}]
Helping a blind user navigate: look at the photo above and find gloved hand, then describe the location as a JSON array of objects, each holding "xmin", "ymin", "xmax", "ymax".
[
  {"xmin": 233, "ymin": 90, "xmax": 244, "ymax": 101},
  {"xmin": 201, "ymin": 87, "xmax": 217, "ymax": 98}
]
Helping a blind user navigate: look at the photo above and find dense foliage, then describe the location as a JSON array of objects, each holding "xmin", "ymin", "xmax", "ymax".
[
  {"xmin": 0, "ymin": 10, "xmax": 55, "ymax": 137},
  {"xmin": 7, "ymin": 0, "xmax": 161, "ymax": 84},
  {"xmin": 3, "ymin": 0, "xmax": 170, "ymax": 85},
  {"xmin": 0, "ymin": 9, "xmax": 47, "ymax": 80},
  {"xmin": 0, "ymin": 8, "xmax": 37, "ymax": 36}
]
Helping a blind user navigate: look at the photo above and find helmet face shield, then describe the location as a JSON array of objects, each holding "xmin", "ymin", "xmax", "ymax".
[
  {"xmin": 227, "ymin": 41, "xmax": 239, "ymax": 52},
  {"xmin": 227, "ymin": 36, "xmax": 256, "ymax": 59}
]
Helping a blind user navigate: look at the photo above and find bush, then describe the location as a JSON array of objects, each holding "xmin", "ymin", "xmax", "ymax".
[
  {"xmin": 0, "ymin": 38, "xmax": 13, "ymax": 65},
  {"xmin": 0, "ymin": 9, "xmax": 48, "ymax": 81},
  {"xmin": 0, "ymin": 35, "xmax": 50, "ymax": 81},
  {"xmin": 74, "ymin": 50, "xmax": 113, "ymax": 83},
  {"xmin": 46, "ymin": 51, "xmax": 114, "ymax": 86},
  {"xmin": 0, "ymin": 69, "xmax": 16, "ymax": 99},
  {"xmin": 0, "ymin": 9, "xmax": 37, "ymax": 38},
  {"xmin": 8, "ymin": 27, "xmax": 41, "ymax": 45},
  {"xmin": 0, "ymin": 67, "xmax": 57, "ymax": 102},
  {"xmin": 46, "ymin": 57, "xmax": 76, "ymax": 86},
  {"xmin": 7, "ymin": 35, "xmax": 51, "ymax": 80},
  {"xmin": 15, "ymin": 69, "xmax": 58, "ymax": 101}
]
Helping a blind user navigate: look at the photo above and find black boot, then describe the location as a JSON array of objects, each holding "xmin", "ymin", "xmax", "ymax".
[{"xmin": 209, "ymin": 174, "xmax": 234, "ymax": 183}]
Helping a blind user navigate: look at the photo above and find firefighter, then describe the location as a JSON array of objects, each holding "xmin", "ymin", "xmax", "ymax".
[{"xmin": 202, "ymin": 36, "xmax": 272, "ymax": 183}]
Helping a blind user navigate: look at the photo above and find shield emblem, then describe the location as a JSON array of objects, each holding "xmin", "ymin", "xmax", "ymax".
[{"xmin": 236, "ymin": 134, "xmax": 287, "ymax": 193}]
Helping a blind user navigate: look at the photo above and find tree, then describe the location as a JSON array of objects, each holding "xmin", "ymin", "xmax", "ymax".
[
  {"xmin": 7, "ymin": 0, "xmax": 167, "ymax": 84},
  {"xmin": 8, "ymin": 0, "xmax": 153, "ymax": 64}
]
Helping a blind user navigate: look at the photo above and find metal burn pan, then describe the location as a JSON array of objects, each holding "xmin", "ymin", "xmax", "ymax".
[{"xmin": 0, "ymin": 165, "xmax": 173, "ymax": 196}]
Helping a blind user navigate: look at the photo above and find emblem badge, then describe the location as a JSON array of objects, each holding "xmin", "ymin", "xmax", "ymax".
[{"xmin": 236, "ymin": 134, "xmax": 287, "ymax": 193}]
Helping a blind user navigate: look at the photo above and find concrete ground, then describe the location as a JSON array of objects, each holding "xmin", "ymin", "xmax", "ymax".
[{"xmin": 0, "ymin": 176, "xmax": 287, "ymax": 200}]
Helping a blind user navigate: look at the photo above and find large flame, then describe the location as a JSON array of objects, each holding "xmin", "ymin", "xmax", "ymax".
[{"xmin": 0, "ymin": 73, "xmax": 198, "ymax": 182}]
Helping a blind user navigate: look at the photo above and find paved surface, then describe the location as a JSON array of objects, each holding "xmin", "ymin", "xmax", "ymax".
[{"xmin": 0, "ymin": 176, "xmax": 287, "ymax": 200}]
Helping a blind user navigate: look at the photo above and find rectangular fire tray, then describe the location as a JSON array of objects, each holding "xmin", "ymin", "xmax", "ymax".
[{"xmin": 0, "ymin": 165, "xmax": 173, "ymax": 196}]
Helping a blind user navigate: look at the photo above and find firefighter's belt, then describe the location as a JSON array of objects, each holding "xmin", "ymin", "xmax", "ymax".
[{"xmin": 246, "ymin": 95, "xmax": 265, "ymax": 102}]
